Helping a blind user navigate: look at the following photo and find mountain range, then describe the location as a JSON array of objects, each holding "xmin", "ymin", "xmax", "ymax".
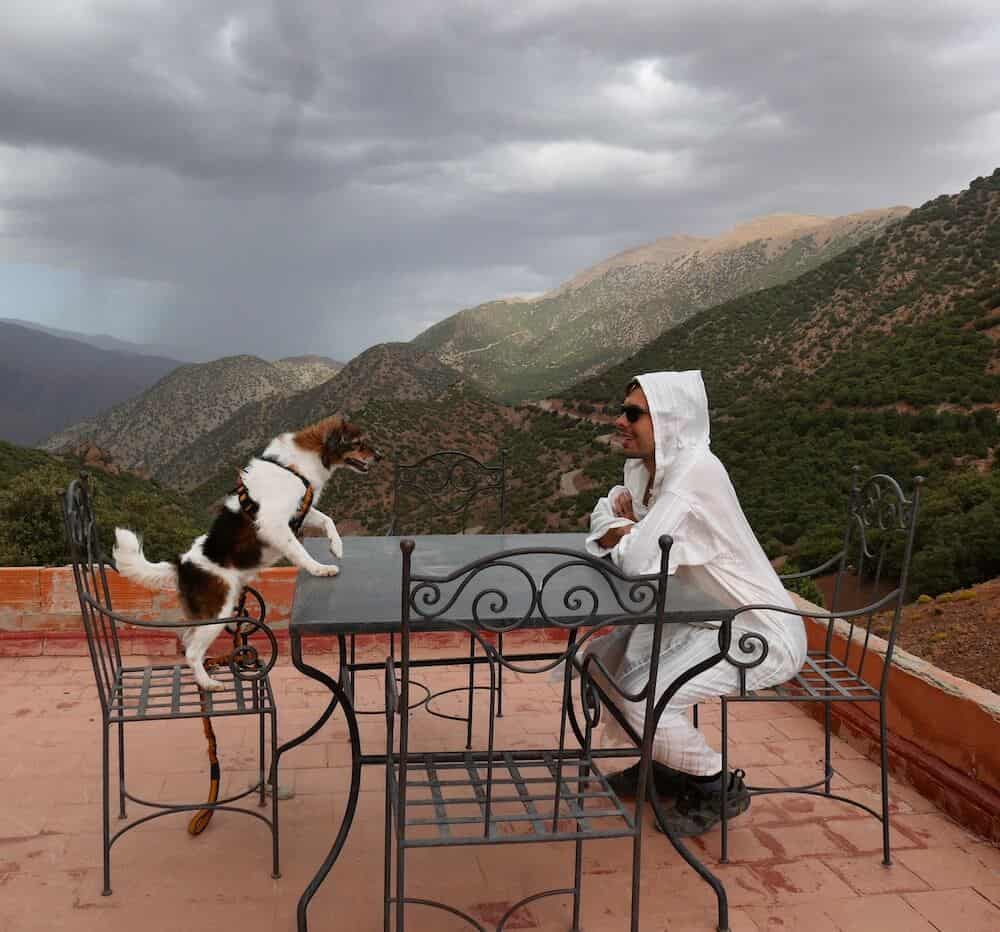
[
  {"xmin": 0, "ymin": 321, "xmax": 183, "ymax": 445},
  {"xmin": 41, "ymin": 353, "xmax": 342, "ymax": 478},
  {"xmin": 11, "ymin": 169, "xmax": 999, "ymax": 598},
  {"xmin": 411, "ymin": 207, "xmax": 909, "ymax": 400},
  {"xmin": 161, "ymin": 343, "xmax": 464, "ymax": 490},
  {"xmin": 0, "ymin": 318, "xmax": 211, "ymax": 362}
]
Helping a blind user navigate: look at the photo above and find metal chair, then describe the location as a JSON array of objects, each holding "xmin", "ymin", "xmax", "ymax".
[
  {"xmin": 61, "ymin": 476, "xmax": 281, "ymax": 895},
  {"xmin": 384, "ymin": 536, "xmax": 677, "ymax": 931},
  {"xmin": 352, "ymin": 450, "xmax": 507, "ymax": 747},
  {"xmin": 388, "ymin": 451, "xmax": 507, "ymax": 538},
  {"xmin": 719, "ymin": 469, "xmax": 923, "ymax": 865}
]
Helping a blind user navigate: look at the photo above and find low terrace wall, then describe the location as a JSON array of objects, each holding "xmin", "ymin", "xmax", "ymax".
[{"xmin": 2, "ymin": 566, "xmax": 998, "ymax": 841}]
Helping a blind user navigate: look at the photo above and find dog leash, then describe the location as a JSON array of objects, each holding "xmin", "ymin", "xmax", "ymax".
[
  {"xmin": 188, "ymin": 589, "xmax": 257, "ymax": 837},
  {"xmin": 188, "ymin": 636, "xmax": 233, "ymax": 836}
]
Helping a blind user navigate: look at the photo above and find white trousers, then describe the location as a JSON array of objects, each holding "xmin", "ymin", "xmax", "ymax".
[{"xmin": 586, "ymin": 621, "xmax": 800, "ymax": 776}]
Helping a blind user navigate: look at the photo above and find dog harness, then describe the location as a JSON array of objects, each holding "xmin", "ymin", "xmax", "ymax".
[{"xmin": 235, "ymin": 455, "xmax": 314, "ymax": 536}]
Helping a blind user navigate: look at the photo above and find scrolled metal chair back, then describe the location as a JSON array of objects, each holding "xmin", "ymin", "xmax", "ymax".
[
  {"xmin": 826, "ymin": 469, "xmax": 923, "ymax": 689},
  {"xmin": 62, "ymin": 475, "xmax": 122, "ymax": 712},
  {"xmin": 390, "ymin": 450, "xmax": 506, "ymax": 535},
  {"xmin": 393, "ymin": 537, "xmax": 674, "ymax": 839}
]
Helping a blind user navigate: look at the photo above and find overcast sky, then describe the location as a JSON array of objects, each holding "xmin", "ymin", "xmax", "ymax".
[{"xmin": 1, "ymin": 1, "xmax": 998, "ymax": 362}]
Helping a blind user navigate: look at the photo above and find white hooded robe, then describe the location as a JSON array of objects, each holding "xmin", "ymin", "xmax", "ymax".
[{"xmin": 585, "ymin": 371, "xmax": 807, "ymax": 775}]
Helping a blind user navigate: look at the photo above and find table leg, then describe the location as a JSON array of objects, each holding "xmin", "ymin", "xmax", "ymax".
[{"xmin": 274, "ymin": 633, "xmax": 363, "ymax": 932}]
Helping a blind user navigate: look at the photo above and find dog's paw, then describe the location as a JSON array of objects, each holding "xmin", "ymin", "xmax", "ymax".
[
  {"xmin": 310, "ymin": 562, "xmax": 340, "ymax": 577},
  {"xmin": 329, "ymin": 535, "xmax": 344, "ymax": 558},
  {"xmin": 198, "ymin": 677, "xmax": 226, "ymax": 692}
]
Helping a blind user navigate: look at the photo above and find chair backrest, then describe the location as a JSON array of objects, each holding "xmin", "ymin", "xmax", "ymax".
[
  {"xmin": 392, "ymin": 536, "xmax": 679, "ymax": 838},
  {"xmin": 802, "ymin": 469, "xmax": 923, "ymax": 690},
  {"xmin": 62, "ymin": 476, "xmax": 121, "ymax": 713},
  {"xmin": 390, "ymin": 450, "xmax": 506, "ymax": 535}
]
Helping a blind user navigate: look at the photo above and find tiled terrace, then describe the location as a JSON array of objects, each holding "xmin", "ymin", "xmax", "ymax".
[{"xmin": 2, "ymin": 649, "xmax": 999, "ymax": 932}]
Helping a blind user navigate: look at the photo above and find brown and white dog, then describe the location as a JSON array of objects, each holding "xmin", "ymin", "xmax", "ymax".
[{"xmin": 113, "ymin": 415, "xmax": 380, "ymax": 691}]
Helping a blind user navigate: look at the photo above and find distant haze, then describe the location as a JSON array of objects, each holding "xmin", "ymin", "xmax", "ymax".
[{"xmin": 1, "ymin": 1, "xmax": 997, "ymax": 361}]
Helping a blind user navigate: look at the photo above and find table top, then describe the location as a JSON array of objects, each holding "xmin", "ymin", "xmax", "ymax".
[{"xmin": 290, "ymin": 534, "xmax": 733, "ymax": 635}]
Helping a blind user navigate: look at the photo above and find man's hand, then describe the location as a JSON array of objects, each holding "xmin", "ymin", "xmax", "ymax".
[
  {"xmin": 596, "ymin": 523, "xmax": 634, "ymax": 549},
  {"xmin": 613, "ymin": 490, "xmax": 638, "ymax": 522}
]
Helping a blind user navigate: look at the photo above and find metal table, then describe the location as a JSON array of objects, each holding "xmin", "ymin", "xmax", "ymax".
[{"xmin": 276, "ymin": 534, "xmax": 736, "ymax": 931}]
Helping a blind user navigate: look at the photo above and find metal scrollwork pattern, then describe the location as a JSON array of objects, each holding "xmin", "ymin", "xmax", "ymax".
[
  {"xmin": 852, "ymin": 474, "xmax": 912, "ymax": 532},
  {"xmin": 409, "ymin": 550, "xmax": 658, "ymax": 631},
  {"xmin": 579, "ymin": 671, "xmax": 603, "ymax": 730},
  {"xmin": 407, "ymin": 547, "xmax": 664, "ymax": 677},
  {"xmin": 64, "ymin": 478, "xmax": 103, "ymax": 570},
  {"xmin": 394, "ymin": 451, "xmax": 504, "ymax": 531},
  {"xmin": 724, "ymin": 629, "xmax": 770, "ymax": 671}
]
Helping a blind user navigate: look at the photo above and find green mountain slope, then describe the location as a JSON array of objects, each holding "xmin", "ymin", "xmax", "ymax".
[
  {"xmin": 412, "ymin": 208, "xmax": 908, "ymax": 401},
  {"xmin": 163, "ymin": 344, "xmax": 467, "ymax": 490},
  {"xmin": 0, "ymin": 440, "xmax": 205, "ymax": 566}
]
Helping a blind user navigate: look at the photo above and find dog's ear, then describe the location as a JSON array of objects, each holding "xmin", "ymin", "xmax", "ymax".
[
  {"xmin": 320, "ymin": 415, "xmax": 347, "ymax": 466},
  {"xmin": 323, "ymin": 426, "xmax": 343, "ymax": 454},
  {"xmin": 325, "ymin": 413, "xmax": 348, "ymax": 449}
]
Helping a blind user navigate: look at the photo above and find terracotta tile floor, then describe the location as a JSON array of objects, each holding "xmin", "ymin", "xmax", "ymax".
[{"xmin": 2, "ymin": 651, "xmax": 999, "ymax": 932}]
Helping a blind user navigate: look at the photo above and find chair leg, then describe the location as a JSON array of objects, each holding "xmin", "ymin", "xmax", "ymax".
[
  {"xmin": 117, "ymin": 722, "xmax": 127, "ymax": 820},
  {"xmin": 572, "ymin": 838, "xmax": 583, "ymax": 931},
  {"xmin": 395, "ymin": 833, "xmax": 406, "ymax": 932},
  {"xmin": 879, "ymin": 701, "xmax": 892, "ymax": 866},
  {"xmin": 497, "ymin": 631, "xmax": 504, "ymax": 718},
  {"xmin": 824, "ymin": 702, "xmax": 833, "ymax": 795},
  {"xmin": 720, "ymin": 698, "xmax": 729, "ymax": 864},
  {"xmin": 271, "ymin": 708, "xmax": 281, "ymax": 879},
  {"xmin": 466, "ymin": 634, "xmax": 475, "ymax": 750},
  {"xmin": 102, "ymin": 723, "xmax": 112, "ymax": 896},
  {"xmin": 629, "ymin": 816, "xmax": 643, "ymax": 932},
  {"xmin": 572, "ymin": 756, "xmax": 586, "ymax": 931},
  {"xmin": 349, "ymin": 633, "xmax": 359, "ymax": 701},
  {"xmin": 384, "ymin": 764, "xmax": 393, "ymax": 932},
  {"xmin": 258, "ymin": 699, "xmax": 267, "ymax": 808}
]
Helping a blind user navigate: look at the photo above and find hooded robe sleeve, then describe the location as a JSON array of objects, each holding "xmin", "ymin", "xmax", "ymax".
[
  {"xmin": 585, "ymin": 484, "xmax": 635, "ymax": 557},
  {"xmin": 607, "ymin": 489, "xmax": 722, "ymax": 577}
]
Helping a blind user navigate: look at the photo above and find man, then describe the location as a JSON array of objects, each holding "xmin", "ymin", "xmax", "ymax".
[{"xmin": 586, "ymin": 370, "xmax": 806, "ymax": 835}]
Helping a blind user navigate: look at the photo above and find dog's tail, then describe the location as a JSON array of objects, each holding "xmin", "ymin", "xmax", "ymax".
[{"xmin": 113, "ymin": 528, "xmax": 178, "ymax": 590}]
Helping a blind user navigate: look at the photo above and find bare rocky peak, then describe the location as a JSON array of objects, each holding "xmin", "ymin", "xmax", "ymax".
[
  {"xmin": 696, "ymin": 207, "xmax": 912, "ymax": 258},
  {"xmin": 272, "ymin": 356, "xmax": 344, "ymax": 392},
  {"xmin": 697, "ymin": 213, "xmax": 830, "ymax": 255},
  {"xmin": 553, "ymin": 207, "xmax": 911, "ymax": 294},
  {"xmin": 550, "ymin": 234, "xmax": 706, "ymax": 295}
]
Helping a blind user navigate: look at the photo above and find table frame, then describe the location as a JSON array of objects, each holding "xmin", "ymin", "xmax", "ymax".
[{"xmin": 273, "ymin": 535, "xmax": 737, "ymax": 932}]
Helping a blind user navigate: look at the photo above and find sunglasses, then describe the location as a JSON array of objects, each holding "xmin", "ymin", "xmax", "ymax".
[{"xmin": 619, "ymin": 404, "xmax": 650, "ymax": 423}]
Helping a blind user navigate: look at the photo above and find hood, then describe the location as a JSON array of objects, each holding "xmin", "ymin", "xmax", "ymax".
[{"xmin": 628, "ymin": 370, "xmax": 711, "ymax": 502}]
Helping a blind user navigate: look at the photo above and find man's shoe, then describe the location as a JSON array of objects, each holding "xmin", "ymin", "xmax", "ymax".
[
  {"xmin": 604, "ymin": 762, "xmax": 691, "ymax": 800},
  {"xmin": 654, "ymin": 768, "xmax": 751, "ymax": 837}
]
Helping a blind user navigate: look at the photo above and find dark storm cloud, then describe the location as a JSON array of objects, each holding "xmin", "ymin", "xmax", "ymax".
[{"xmin": 1, "ymin": 1, "xmax": 997, "ymax": 360}]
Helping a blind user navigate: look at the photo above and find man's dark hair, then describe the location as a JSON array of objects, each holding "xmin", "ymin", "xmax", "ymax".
[{"xmin": 624, "ymin": 378, "xmax": 640, "ymax": 396}]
